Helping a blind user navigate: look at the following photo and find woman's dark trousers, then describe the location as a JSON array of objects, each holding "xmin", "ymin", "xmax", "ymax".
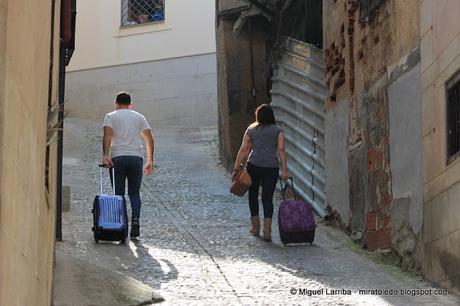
[{"xmin": 246, "ymin": 162, "xmax": 279, "ymax": 218}]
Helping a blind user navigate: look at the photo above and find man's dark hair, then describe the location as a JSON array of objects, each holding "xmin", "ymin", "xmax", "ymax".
[
  {"xmin": 115, "ymin": 92, "xmax": 131, "ymax": 105},
  {"xmin": 255, "ymin": 104, "xmax": 276, "ymax": 125}
]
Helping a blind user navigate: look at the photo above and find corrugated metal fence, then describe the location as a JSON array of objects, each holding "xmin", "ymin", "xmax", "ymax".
[{"xmin": 270, "ymin": 39, "xmax": 327, "ymax": 217}]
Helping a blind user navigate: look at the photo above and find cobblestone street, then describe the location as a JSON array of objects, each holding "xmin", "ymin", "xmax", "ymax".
[{"xmin": 58, "ymin": 118, "xmax": 460, "ymax": 305}]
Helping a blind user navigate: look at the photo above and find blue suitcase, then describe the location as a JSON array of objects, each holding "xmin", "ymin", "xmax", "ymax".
[{"xmin": 92, "ymin": 165, "xmax": 128, "ymax": 244}]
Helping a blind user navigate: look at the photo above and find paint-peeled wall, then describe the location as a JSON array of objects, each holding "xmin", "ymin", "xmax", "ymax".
[
  {"xmin": 0, "ymin": 0, "xmax": 60, "ymax": 305},
  {"xmin": 323, "ymin": 0, "xmax": 422, "ymax": 264},
  {"xmin": 387, "ymin": 62, "xmax": 423, "ymax": 269},
  {"xmin": 325, "ymin": 98, "xmax": 350, "ymax": 228}
]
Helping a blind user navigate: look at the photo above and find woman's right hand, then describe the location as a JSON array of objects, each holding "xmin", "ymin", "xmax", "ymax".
[{"xmin": 231, "ymin": 168, "xmax": 239, "ymax": 181}]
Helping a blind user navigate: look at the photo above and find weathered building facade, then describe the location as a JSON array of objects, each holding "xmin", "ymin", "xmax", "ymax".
[
  {"xmin": 421, "ymin": 0, "xmax": 460, "ymax": 295},
  {"xmin": 0, "ymin": 0, "xmax": 64, "ymax": 305},
  {"xmin": 323, "ymin": 0, "xmax": 423, "ymax": 268}
]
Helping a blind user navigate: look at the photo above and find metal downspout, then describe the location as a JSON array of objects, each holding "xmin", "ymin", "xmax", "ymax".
[
  {"xmin": 56, "ymin": 0, "xmax": 76, "ymax": 241},
  {"xmin": 56, "ymin": 46, "xmax": 65, "ymax": 241}
]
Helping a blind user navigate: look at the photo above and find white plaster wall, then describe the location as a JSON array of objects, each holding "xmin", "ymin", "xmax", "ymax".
[
  {"xmin": 65, "ymin": 53, "xmax": 217, "ymax": 127},
  {"xmin": 68, "ymin": 0, "xmax": 216, "ymax": 71}
]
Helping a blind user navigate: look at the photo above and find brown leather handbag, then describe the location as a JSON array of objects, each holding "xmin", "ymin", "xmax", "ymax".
[{"xmin": 230, "ymin": 162, "xmax": 252, "ymax": 197}]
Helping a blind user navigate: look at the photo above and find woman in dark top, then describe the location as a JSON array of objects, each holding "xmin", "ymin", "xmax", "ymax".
[{"xmin": 232, "ymin": 104, "xmax": 288, "ymax": 241}]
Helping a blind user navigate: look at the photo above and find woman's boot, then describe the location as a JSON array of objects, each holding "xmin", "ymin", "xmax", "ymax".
[
  {"xmin": 250, "ymin": 216, "xmax": 260, "ymax": 236},
  {"xmin": 263, "ymin": 218, "xmax": 272, "ymax": 242}
]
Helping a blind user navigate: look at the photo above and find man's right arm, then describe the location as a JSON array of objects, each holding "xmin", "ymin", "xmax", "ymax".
[
  {"xmin": 102, "ymin": 126, "xmax": 113, "ymax": 167},
  {"xmin": 142, "ymin": 129, "xmax": 155, "ymax": 176}
]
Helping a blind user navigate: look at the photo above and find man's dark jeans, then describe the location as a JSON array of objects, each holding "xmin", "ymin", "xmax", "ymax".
[{"xmin": 111, "ymin": 156, "xmax": 143, "ymax": 220}]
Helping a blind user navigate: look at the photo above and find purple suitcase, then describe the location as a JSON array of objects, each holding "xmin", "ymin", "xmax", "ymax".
[{"xmin": 278, "ymin": 178, "xmax": 316, "ymax": 245}]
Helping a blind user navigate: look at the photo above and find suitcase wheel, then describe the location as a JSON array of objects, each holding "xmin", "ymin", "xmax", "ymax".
[
  {"xmin": 95, "ymin": 239, "xmax": 99, "ymax": 243},
  {"xmin": 120, "ymin": 239, "xmax": 126, "ymax": 244}
]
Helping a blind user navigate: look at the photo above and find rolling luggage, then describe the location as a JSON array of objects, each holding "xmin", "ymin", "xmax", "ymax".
[
  {"xmin": 92, "ymin": 165, "xmax": 128, "ymax": 244},
  {"xmin": 278, "ymin": 177, "xmax": 316, "ymax": 245}
]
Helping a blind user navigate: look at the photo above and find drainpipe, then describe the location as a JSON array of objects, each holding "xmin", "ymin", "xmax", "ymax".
[
  {"xmin": 248, "ymin": 18, "xmax": 257, "ymax": 109},
  {"xmin": 56, "ymin": 0, "xmax": 76, "ymax": 241},
  {"xmin": 56, "ymin": 46, "xmax": 65, "ymax": 241}
]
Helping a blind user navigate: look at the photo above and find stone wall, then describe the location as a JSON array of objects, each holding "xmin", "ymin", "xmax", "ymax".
[
  {"xmin": 0, "ymin": 0, "xmax": 60, "ymax": 305},
  {"xmin": 421, "ymin": 0, "xmax": 460, "ymax": 295}
]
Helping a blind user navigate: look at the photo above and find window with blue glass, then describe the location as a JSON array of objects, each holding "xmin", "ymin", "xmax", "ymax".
[{"xmin": 121, "ymin": 0, "xmax": 165, "ymax": 27}]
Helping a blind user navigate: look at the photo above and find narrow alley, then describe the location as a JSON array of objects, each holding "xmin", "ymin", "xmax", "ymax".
[
  {"xmin": 3, "ymin": 1, "xmax": 460, "ymax": 305},
  {"xmin": 55, "ymin": 117, "xmax": 460, "ymax": 305}
]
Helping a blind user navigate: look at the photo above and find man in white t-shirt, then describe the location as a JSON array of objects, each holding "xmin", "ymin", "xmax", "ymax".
[{"xmin": 101, "ymin": 92, "xmax": 154, "ymax": 238}]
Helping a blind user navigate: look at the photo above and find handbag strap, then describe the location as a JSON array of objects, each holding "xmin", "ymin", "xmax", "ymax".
[
  {"xmin": 236, "ymin": 157, "xmax": 249, "ymax": 174},
  {"xmin": 279, "ymin": 176, "xmax": 296, "ymax": 201},
  {"xmin": 241, "ymin": 157, "xmax": 249, "ymax": 169}
]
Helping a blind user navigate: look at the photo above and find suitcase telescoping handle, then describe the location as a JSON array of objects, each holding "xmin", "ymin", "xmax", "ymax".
[
  {"xmin": 98, "ymin": 164, "xmax": 115, "ymax": 195},
  {"xmin": 279, "ymin": 176, "xmax": 297, "ymax": 201}
]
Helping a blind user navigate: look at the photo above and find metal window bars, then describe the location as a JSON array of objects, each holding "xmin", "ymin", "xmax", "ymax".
[
  {"xmin": 447, "ymin": 79, "xmax": 460, "ymax": 164},
  {"xmin": 121, "ymin": 0, "xmax": 165, "ymax": 27}
]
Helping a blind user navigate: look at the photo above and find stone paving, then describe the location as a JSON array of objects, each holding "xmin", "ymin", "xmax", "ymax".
[{"xmin": 58, "ymin": 117, "xmax": 460, "ymax": 305}]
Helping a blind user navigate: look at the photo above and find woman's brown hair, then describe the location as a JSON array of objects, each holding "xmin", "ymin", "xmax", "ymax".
[{"xmin": 254, "ymin": 104, "xmax": 276, "ymax": 125}]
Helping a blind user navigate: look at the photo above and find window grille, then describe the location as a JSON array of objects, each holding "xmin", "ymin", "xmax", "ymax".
[
  {"xmin": 121, "ymin": 0, "xmax": 165, "ymax": 27},
  {"xmin": 447, "ymin": 76, "xmax": 460, "ymax": 163},
  {"xmin": 360, "ymin": 0, "xmax": 385, "ymax": 19}
]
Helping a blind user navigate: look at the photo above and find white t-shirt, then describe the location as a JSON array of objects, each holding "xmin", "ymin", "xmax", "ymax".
[{"xmin": 102, "ymin": 109, "xmax": 151, "ymax": 158}]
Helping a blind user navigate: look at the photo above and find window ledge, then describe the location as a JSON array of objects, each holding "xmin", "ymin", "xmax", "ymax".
[
  {"xmin": 447, "ymin": 151, "xmax": 460, "ymax": 166},
  {"xmin": 115, "ymin": 21, "xmax": 171, "ymax": 38}
]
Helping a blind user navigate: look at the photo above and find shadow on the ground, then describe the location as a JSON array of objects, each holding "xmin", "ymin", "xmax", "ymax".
[{"xmin": 61, "ymin": 119, "xmax": 459, "ymax": 305}]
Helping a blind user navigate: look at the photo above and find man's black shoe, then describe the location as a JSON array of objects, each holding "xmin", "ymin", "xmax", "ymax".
[{"xmin": 130, "ymin": 219, "xmax": 140, "ymax": 238}]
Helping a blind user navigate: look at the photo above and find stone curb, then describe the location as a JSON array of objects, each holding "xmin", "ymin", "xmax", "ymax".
[{"xmin": 53, "ymin": 249, "xmax": 164, "ymax": 306}]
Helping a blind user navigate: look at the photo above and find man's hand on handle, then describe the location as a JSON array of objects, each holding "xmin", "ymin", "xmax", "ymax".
[
  {"xmin": 144, "ymin": 160, "xmax": 154, "ymax": 176},
  {"xmin": 101, "ymin": 155, "xmax": 113, "ymax": 168}
]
